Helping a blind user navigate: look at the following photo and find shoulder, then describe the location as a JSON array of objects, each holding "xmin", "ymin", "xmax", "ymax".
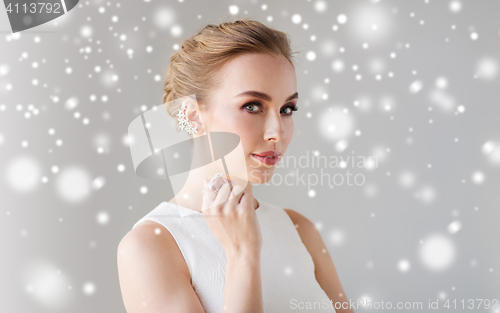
[
  {"xmin": 117, "ymin": 220, "xmax": 190, "ymax": 281},
  {"xmin": 118, "ymin": 220, "xmax": 169, "ymax": 253},
  {"xmin": 283, "ymin": 209, "xmax": 352, "ymax": 309},
  {"xmin": 283, "ymin": 208, "xmax": 311, "ymax": 225},
  {"xmin": 282, "ymin": 208, "xmax": 327, "ymax": 273},
  {"xmin": 117, "ymin": 223, "xmax": 205, "ymax": 312},
  {"xmin": 283, "ymin": 209, "xmax": 323, "ymax": 246},
  {"xmin": 283, "ymin": 208, "xmax": 317, "ymax": 238}
]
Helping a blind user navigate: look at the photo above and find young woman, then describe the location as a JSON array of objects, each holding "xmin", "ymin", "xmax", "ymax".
[{"xmin": 117, "ymin": 19, "xmax": 354, "ymax": 313}]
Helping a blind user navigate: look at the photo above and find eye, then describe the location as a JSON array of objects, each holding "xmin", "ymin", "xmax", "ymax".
[
  {"xmin": 243, "ymin": 102, "xmax": 262, "ymax": 113},
  {"xmin": 281, "ymin": 104, "xmax": 299, "ymax": 116},
  {"xmin": 242, "ymin": 101, "xmax": 299, "ymax": 115}
]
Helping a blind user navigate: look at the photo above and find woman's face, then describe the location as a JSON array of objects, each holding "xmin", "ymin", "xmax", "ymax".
[{"xmin": 200, "ymin": 53, "xmax": 298, "ymax": 184}]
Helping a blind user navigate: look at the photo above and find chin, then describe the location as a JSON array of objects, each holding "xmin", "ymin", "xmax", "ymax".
[{"xmin": 247, "ymin": 168, "xmax": 275, "ymax": 184}]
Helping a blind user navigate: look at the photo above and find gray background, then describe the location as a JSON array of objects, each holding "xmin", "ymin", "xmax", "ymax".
[{"xmin": 1, "ymin": 0, "xmax": 499, "ymax": 312}]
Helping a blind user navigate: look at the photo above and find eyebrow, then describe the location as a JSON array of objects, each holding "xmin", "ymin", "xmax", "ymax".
[{"xmin": 234, "ymin": 91, "xmax": 299, "ymax": 103}]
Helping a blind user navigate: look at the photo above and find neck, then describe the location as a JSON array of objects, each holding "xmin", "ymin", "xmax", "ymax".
[
  {"xmin": 168, "ymin": 166, "xmax": 257, "ymax": 213},
  {"xmin": 168, "ymin": 131, "xmax": 258, "ymax": 212}
]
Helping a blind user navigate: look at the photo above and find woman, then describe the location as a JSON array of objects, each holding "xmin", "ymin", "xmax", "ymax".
[{"xmin": 117, "ymin": 19, "xmax": 354, "ymax": 313}]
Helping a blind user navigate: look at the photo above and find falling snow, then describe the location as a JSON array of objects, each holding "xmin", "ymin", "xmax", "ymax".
[{"xmin": 1, "ymin": 0, "xmax": 499, "ymax": 311}]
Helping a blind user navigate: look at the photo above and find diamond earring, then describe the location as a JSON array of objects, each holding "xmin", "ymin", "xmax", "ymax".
[{"xmin": 176, "ymin": 102, "xmax": 198, "ymax": 134}]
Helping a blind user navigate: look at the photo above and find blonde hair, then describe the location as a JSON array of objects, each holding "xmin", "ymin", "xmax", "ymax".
[{"xmin": 162, "ymin": 18, "xmax": 300, "ymax": 118}]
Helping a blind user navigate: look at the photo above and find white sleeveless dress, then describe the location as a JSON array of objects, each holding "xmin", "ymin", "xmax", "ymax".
[{"xmin": 132, "ymin": 200, "xmax": 337, "ymax": 312}]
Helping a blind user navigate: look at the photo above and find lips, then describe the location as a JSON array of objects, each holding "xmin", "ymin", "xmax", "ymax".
[
  {"xmin": 251, "ymin": 151, "xmax": 281, "ymax": 166},
  {"xmin": 252, "ymin": 151, "xmax": 281, "ymax": 157}
]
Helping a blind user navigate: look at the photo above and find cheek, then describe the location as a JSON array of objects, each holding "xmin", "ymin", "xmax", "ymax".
[
  {"xmin": 289, "ymin": 119, "xmax": 294, "ymax": 133},
  {"xmin": 284, "ymin": 119, "xmax": 294, "ymax": 146},
  {"xmin": 218, "ymin": 114, "xmax": 259, "ymax": 150},
  {"xmin": 237, "ymin": 123, "xmax": 260, "ymax": 152}
]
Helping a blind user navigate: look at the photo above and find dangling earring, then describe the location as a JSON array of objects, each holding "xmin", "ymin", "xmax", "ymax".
[{"xmin": 176, "ymin": 102, "xmax": 198, "ymax": 134}]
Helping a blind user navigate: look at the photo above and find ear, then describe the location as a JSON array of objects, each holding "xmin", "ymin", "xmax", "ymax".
[{"xmin": 182, "ymin": 97, "xmax": 206, "ymax": 136}]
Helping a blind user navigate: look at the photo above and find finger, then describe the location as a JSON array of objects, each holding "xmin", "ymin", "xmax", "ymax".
[
  {"xmin": 240, "ymin": 191, "xmax": 253, "ymax": 209},
  {"xmin": 225, "ymin": 184, "xmax": 242, "ymax": 210},
  {"xmin": 228, "ymin": 183, "xmax": 244, "ymax": 202},
  {"xmin": 202, "ymin": 179, "xmax": 217, "ymax": 212},
  {"xmin": 234, "ymin": 192, "xmax": 250, "ymax": 214},
  {"xmin": 232, "ymin": 184, "xmax": 244, "ymax": 196},
  {"xmin": 210, "ymin": 176, "xmax": 225, "ymax": 191},
  {"xmin": 223, "ymin": 184, "xmax": 243, "ymax": 216},
  {"xmin": 212, "ymin": 180, "xmax": 231, "ymax": 207}
]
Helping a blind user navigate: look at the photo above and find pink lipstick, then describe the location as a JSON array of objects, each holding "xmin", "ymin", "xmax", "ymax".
[{"xmin": 251, "ymin": 151, "xmax": 281, "ymax": 166}]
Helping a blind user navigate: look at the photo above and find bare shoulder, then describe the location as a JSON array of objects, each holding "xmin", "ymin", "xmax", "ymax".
[
  {"xmin": 283, "ymin": 208, "xmax": 315, "ymax": 230},
  {"xmin": 283, "ymin": 207, "xmax": 332, "ymax": 266},
  {"xmin": 117, "ymin": 220, "xmax": 190, "ymax": 279},
  {"xmin": 283, "ymin": 208, "xmax": 320, "ymax": 250},
  {"xmin": 117, "ymin": 220, "xmax": 205, "ymax": 312},
  {"xmin": 283, "ymin": 208, "xmax": 354, "ymax": 313}
]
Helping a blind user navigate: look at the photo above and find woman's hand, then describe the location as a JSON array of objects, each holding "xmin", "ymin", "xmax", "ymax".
[{"xmin": 201, "ymin": 177, "xmax": 263, "ymax": 257}]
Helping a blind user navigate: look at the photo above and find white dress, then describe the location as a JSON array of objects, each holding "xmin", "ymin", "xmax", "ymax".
[{"xmin": 132, "ymin": 200, "xmax": 337, "ymax": 312}]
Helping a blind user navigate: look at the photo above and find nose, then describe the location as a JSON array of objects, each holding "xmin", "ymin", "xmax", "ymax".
[{"xmin": 263, "ymin": 111, "xmax": 286, "ymax": 143}]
